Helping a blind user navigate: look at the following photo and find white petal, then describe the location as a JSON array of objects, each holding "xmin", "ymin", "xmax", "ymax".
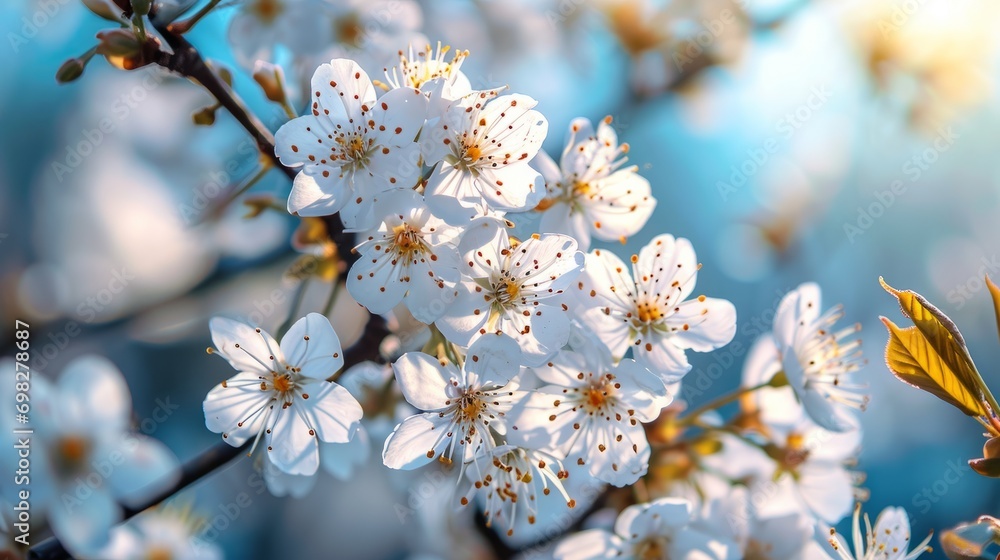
[
  {"xmin": 554, "ymin": 530, "xmax": 623, "ymax": 560},
  {"xmin": 424, "ymin": 164, "xmax": 484, "ymax": 225},
  {"xmin": 633, "ymin": 337, "xmax": 692, "ymax": 383},
  {"xmin": 392, "ymin": 351, "xmax": 455, "ymax": 410},
  {"xmin": 616, "ymin": 497, "xmax": 693, "ymax": 539},
  {"xmin": 797, "ymin": 466, "xmax": 853, "ymax": 523},
  {"xmin": 435, "ymin": 280, "xmax": 490, "ymax": 348},
  {"xmin": 203, "ymin": 372, "xmax": 270, "ymax": 445},
  {"xmin": 299, "ymin": 381, "xmax": 363, "ymax": 443},
  {"xmin": 539, "ymin": 201, "xmax": 592, "ymax": 251},
  {"xmin": 510, "ymin": 306, "xmax": 571, "ymax": 367},
  {"xmin": 263, "ymin": 454, "xmax": 317, "ymax": 498},
  {"xmin": 104, "ymin": 436, "xmax": 181, "ymax": 506},
  {"xmin": 370, "ymin": 86, "xmax": 428, "ymax": 146},
  {"xmin": 666, "ymin": 296, "xmax": 737, "ymax": 352},
  {"xmin": 402, "ymin": 259, "xmax": 460, "ymax": 324},
  {"xmin": 582, "ymin": 171, "xmax": 656, "ymax": 243},
  {"xmin": 309, "ymin": 59, "xmax": 376, "ymax": 122},
  {"xmin": 58, "ymin": 356, "xmax": 131, "ymax": 437},
  {"xmin": 365, "ymin": 142, "xmax": 422, "ymax": 189},
  {"xmin": 478, "ymin": 161, "xmax": 543, "ymax": 212},
  {"xmin": 274, "ymin": 114, "xmax": 328, "ymax": 169},
  {"xmin": 287, "ymin": 171, "xmax": 350, "ymax": 218},
  {"xmin": 636, "ymin": 234, "xmax": 698, "ymax": 306},
  {"xmin": 48, "ymin": 488, "xmax": 118, "ymax": 556},
  {"xmin": 773, "ymin": 283, "xmax": 822, "ymax": 351},
  {"xmin": 382, "ymin": 413, "xmax": 450, "ymax": 470},
  {"xmin": 267, "ymin": 406, "xmax": 321, "ymax": 476},
  {"xmin": 347, "ymin": 243, "xmax": 408, "ymax": 314},
  {"xmin": 209, "ymin": 316, "xmax": 282, "ymax": 373},
  {"xmin": 463, "ymin": 333, "xmax": 522, "ymax": 387},
  {"xmin": 320, "ymin": 426, "xmax": 370, "ymax": 480},
  {"xmin": 280, "ymin": 313, "xmax": 344, "ymax": 381}
]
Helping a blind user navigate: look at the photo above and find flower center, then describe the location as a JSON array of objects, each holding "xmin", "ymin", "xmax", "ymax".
[
  {"xmin": 636, "ymin": 300, "xmax": 663, "ymax": 323},
  {"xmin": 635, "ymin": 536, "xmax": 670, "ymax": 560},
  {"xmin": 252, "ymin": 0, "xmax": 283, "ymax": 24},
  {"xmin": 504, "ymin": 280, "xmax": 520, "ymax": 300},
  {"xmin": 392, "ymin": 224, "xmax": 425, "ymax": 257},
  {"xmin": 780, "ymin": 432, "xmax": 810, "ymax": 470},
  {"xmin": 455, "ymin": 393, "xmax": 485, "ymax": 423},
  {"xmin": 146, "ymin": 547, "xmax": 174, "ymax": 560},
  {"xmin": 271, "ymin": 372, "xmax": 295, "ymax": 394},
  {"xmin": 586, "ymin": 387, "xmax": 606, "ymax": 409},
  {"xmin": 572, "ymin": 180, "xmax": 591, "ymax": 196},
  {"xmin": 464, "ymin": 145, "xmax": 482, "ymax": 163},
  {"xmin": 334, "ymin": 13, "xmax": 363, "ymax": 47},
  {"xmin": 52, "ymin": 435, "xmax": 92, "ymax": 477}
]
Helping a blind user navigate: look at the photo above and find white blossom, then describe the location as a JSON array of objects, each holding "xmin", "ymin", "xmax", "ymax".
[
  {"xmin": 347, "ymin": 190, "xmax": 462, "ymax": 323},
  {"xmin": 773, "ymin": 283, "xmax": 868, "ymax": 432},
  {"xmin": 275, "ymin": 58, "xmax": 428, "ymax": 229},
  {"xmin": 203, "ymin": 314, "xmax": 363, "ymax": 477},
  {"xmin": 421, "ymin": 90, "xmax": 548, "ymax": 224},
  {"xmin": 533, "ymin": 116, "xmax": 655, "ymax": 251},
  {"xmin": 382, "ymin": 333, "xmax": 523, "ymax": 469},
  {"xmin": 573, "ymin": 235, "xmax": 736, "ymax": 382},
  {"xmin": 436, "ymin": 220, "xmax": 583, "ymax": 365}
]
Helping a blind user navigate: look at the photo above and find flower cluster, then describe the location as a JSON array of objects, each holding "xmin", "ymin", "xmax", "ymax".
[{"xmin": 35, "ymin": 0, "xmax": 988, "ymax": 557}]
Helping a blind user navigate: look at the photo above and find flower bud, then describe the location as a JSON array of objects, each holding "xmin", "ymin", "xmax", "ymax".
[
  {"xmin": 82, "ymin": 0, "xmax": 123, "ymax": 21},
  {"xmin": 96, "ymin": 29, "xmax": 141, "ymax": 57},
  {"xmin": 56, "ymin": 58, "xmax": 87, "ymax": 84},
  {"xmin": 131, "ymin": 0, "xmax": 151, "ymax": 16},
  {"xmin": 252, "ymin": 60, "xmax": 287, "ymax": 104},
  {"xmin": 192, "ymin": 106, "xmax": 217, "ymax": 126},
  {"xmin": 216, "ymin": 65, "xmax": 234, "ymax": 87}
]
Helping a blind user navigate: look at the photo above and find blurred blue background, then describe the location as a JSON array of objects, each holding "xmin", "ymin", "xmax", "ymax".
[{"xmin": 3, "ymin": 0, "xmax": 1000, "ymax": 557}]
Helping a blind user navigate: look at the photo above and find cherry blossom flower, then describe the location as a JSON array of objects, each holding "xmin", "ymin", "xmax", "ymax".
[
  {"xmin": 532, "ymin": 116, "xmax": 656, "ymax": 250},
  {"xmin": 573, "ymin": 235, "xmax": 736, "ymax": 382},
  {"xmin": 554, "ymin": 497, "xmax": 738, "ymax": 560},
  {"xmin": 382, "ymin": 333, "xmax": 523, "ymax": 470},
  {"xmin": 384, "ymin": 42, "xmax": 471, "ymax": 96},
  {"xmin": 460, "ymin": 445, "xmax": 573, "ymax": 537},
  {"xmin": 509, "ymin": 344, "xmax": 669, "ymax": 486},
  {"xmin": 0, "ymin": 357, "xmax": 180, "ymax": 555},
  {"xmin": 420, "ymin": 90, "xmax": 548, "ymax": 224},
  {"xmin": 705, "ymin": 420, "xmax": 861, "ymax": 524},
  {"xmin": 203, "ymin": 313, "xmax": 363, "ymax": 477},
  {"xmin": 347, "ymin": 190, "xmax": 462, "ymax": 323},
  {"xmin": 275, "ymin": 59, "xmax": 428, "ymax": 229},
  {"xmin": 773, "ymin": 283, "xmax": 868, "ymax": 432},
  {"xmin": 228, "ymin": 0, "xmax": 332, "ymax": 68},
  {"xmin": 821, "ymin": 504, "xmax": 932, "ymax": 560},
  {"xmin": 85, "ymin": 506, "xmax": 223, "ymax": 560},
  {"xmin": 257, "ymin": 362, "xmax": 377, "ymax": 497},
  {"xmin": 436, "ymin": 220, "xmax": 584, "ymax": 365}
]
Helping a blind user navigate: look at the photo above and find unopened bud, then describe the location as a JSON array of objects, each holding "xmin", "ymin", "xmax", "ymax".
[
  {"xmin": 56, "ymin": 58, "xmax": 86, "ymax": 84},
  {"xmin": 243, "ymin": 195, "xmax": 276, "ymax": 218},
  {"xmin": 96, "ymin": 29, "xmax": 141, "ymax": 57},
  {"xmin": 192, "ymin": 106, "xmax": 217, "ymax": 126},
  {"xmin": 131, "ymin": 0, "xmax": 151, "ymax": 16},
  {"xmin": 217, "ymin": 65, "xmax": 234, "ymax": 87},
  {"xmin": 82, "ymin": 0, "xmax": 123, "ymax": 21},
  {"xmin": 252, "ymin": 60, "xmax": 287, "ymax": 104}
]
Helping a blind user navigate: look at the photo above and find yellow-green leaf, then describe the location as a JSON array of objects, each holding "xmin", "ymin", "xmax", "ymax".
[
  {"xmin": 881, "ymin": 316, "xmax": 987, "ymax": 417},
  {"xmin": 986, "ymin": 275, "xmax": 1000, "ymax": 348},
  {"xmin": 880, "ymin": 277, "xmax": 989, "ymax": 409}
]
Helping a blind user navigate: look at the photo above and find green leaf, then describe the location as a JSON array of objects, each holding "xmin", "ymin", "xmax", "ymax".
[{"xmin": 881, "ymin": 317, "xmax": 986, "ymax": 417}]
